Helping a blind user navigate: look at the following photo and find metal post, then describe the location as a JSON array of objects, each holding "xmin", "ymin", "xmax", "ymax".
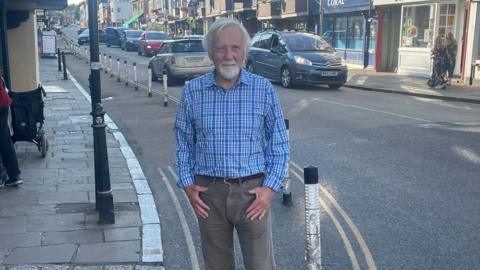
[
  {"xmin": 124, "ymin": 60, "xmax": 128, "ymax": 86},
  {"xmin": 163, "ymin": 70, "xmax": 168, "ymax": 106},
  {"xmin": 133, "ymin": 62, "xmax": 138, "ymax": 90},
  {"xmin": 88, "ymin": 0, "xmax": 115, "ymax": 224},
  {"xmin": 319, "ymin": 0, "xmax": 324, "ymax": 35},
  {"xmin": 304, "ymin": 166, "xmax": 321, "ymax": 269},
  {"xmin": 85, "ymin": 47, "xmax": 89, "ymax": 63},
  {"xmin": 117, "ymin": 58, "xmax": 120, "ymax": 82},
  {"xmin": 109, "ymin": 56, "xmax": 113, "ymax": 77},
  {"xmin": 62, "ymin": 51, "xmax": 68, "ymax": 80},
  {"xmin": 57, "ymin": 48, "xmax": 62, "ymax": 71},
  {"xmin": 282, "ymin": 119, "xmax": 292, "ymax": 205},
  {"xmin": 148, "ymin": 64, "xmax": 152, "ymax": 97},
  {"xmin": 99, "ymin": 53, "xmax": 102, "ymax": 70},
  {"xmin": 104, "ymin": 54, "xmax": 108, "ymax": 74}
]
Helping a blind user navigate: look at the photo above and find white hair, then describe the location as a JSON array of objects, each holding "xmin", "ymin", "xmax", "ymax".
[{"xmin": 203, "ymin": 18, "xmax": 251, "ymax": 60}]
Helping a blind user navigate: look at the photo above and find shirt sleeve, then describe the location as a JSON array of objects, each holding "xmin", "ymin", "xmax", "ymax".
[
  {"xmin": 262, "ymin": 81, "xmax": 290, "ymax": 192},
  {"xmin": 174, "ymin": 85, "xmax": 195, "ymax": 189}
]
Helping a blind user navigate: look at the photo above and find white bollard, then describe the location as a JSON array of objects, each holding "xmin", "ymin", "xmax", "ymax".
[
  {"xmin": 148, "ymin": 64, "xmax": 152, "ymax": 97},
  {"xmin": 304, "ymin": 166, "xmax": 321, "ymax": 270},
  {"xmin": 133, "ymin": 62, "xmax": 138, "ymax": 90},
  {"xmin": 124, "ymin": 60, "xmax": 128, "ymax": 86},
  {"xmin": 283, "ymin": 119, "xmax": 292, "ymax": 205},
  {"xmin": 99, "ymin": 53, "xmax": 102, "ymax": 70},
  {"xmin": 163, "ymin": 70, "xmax": 168, "ymax": 106},
  {"xmin": 117, "ymin": 58, "xmax": 121, "ymax": 82},
  {"xmin": 104, "ymin": 54, "xmax": 108, "ymax": 74},
  {"xmin": 85, "ymin": 47, "xmax": 88, "ymax": 63},
  {"xmin": 109, "ymin": 56, "xmax": 113, "ymax": 77}
]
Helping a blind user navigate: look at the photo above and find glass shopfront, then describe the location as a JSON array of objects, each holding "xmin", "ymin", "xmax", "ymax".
[{"xmin": 400, "ymin": 4, "xmax": 435, "ymax": 48}]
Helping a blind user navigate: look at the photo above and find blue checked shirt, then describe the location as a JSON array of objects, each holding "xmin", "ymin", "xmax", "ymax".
[{"xmin": 174, "ymin": 70, "xmax": 290, "ymax": 192}]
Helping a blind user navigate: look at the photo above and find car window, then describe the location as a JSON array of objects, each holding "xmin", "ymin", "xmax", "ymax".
[
  {"xmin": 126, "ymin": 31, "xmax": 143, "ymax": 38},
  {"xmin": 158, "ymin": 43, "xmax": 171, "ymax": 54},
  {"xmin": 251, "ymin": 34, "xmax": 262, "ymax": 48},
  {"xmin": 172, "ymin": 40, "xmax": 205, "ymax": 53},
  {"xmin": 81, "ymin": 29, "xmax": 89, "ymax": 35},
  {"xmin": 145, "ymin": 32, "xmax": 168, "ymax": 40},
  {"xmin": 139, "ymin": 33, "xmax": 145, "ymax": 40},
  {"xmin": 258, "ymin": 33, "xmax": 273, "ymax": 50},
  {"xmin": 282, "ymin": 33, "xmax": 334, "ymax": 52}
]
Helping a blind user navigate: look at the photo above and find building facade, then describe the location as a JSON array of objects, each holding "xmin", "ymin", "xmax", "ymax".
[{"xmin": 110, "ymin": 0, "xmax": 133, "ymax": 26}]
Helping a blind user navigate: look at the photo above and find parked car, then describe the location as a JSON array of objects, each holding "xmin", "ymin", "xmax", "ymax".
[
  {"xmin": 149, "ymin": 38, "xmax": 213, "ymax": 85},
  {"xmin": 120, "ymin": 30, "xmax": 144, "ymax": 51},
  {"xmin": 105, "ymin": 27, "xmax": 129, "ymax": 47},
  {"xmin": 246, "ymin": 30, "xmax": 347, "ymax": 89},
  {"xmin": 77, "ymin": 28, "xmax": 106, "ymax": 45},
  {"xmin": 77, "ymin": 27, "xmax": 87, "ymax": 35},
  {"xmin": 137, "ymin": 31, "xmax": 168, "ymax": 56}
]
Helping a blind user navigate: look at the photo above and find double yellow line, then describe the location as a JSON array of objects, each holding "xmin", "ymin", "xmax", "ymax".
[{"xmin": 289, "ymin": 161, "xmax": 377, "ymax": 270}]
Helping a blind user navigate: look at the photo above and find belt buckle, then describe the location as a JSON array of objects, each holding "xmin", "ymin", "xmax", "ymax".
[{"xmin": 223, "ymin": 177, "xmax": 231, "ymax": 186}]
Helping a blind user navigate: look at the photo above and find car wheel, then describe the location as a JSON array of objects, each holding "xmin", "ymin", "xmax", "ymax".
[
  {"xmin": 246, "ymin": 62, "xmax": 254, "ymax": 73},
  {"xmin": 281, "ymin": 66, "xmax": 293, "ymax": 88},
  {"xmin": 328, "ymin": 84, "xmax": 342, "ymax": 89}
]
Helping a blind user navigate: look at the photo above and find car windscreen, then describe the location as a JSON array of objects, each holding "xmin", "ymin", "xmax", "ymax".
[
  {"xmin": 81, "ymin": 29, "xmax": 89, "ymax": 35},
  {"xmin": 126, "ymin": 31, "xmax": 143, "ymax": 38},
  {"xmin": 282, "ymin": 33, "xmax": 334, "ymax": 52},
  {"xmin": 146, "ymin": 32, "xmax": 168, "ymax": 40},
  {"xmin": 172, "ymin": 40, "xmax": 205, "ymax": 53}
]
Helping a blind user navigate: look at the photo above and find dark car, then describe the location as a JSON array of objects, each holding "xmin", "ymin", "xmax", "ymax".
[
  {"xmin": 105, "ymin": 27, "xmax": 129, "ymax": 47},
  {"xmin": 77, "ymin": 28, "xmax": 106, "ymax": 45},
  {"xmin": 149, "ymin": 38, "xmax": 213, "ymax": 85},
  {"xmin": 246, "ymin": 31, "xmax": 347, "ymax": 89},
  {"xmin": 120, "ymin": 30, "xmax": 143, "ymax": 51},
  {"xmin": 77, "ymin": 27, "xmax": 87, "ymax": 35},
  {"xmin": 137, "ymin": 31, "xmax": 168, "ymax": 56}
]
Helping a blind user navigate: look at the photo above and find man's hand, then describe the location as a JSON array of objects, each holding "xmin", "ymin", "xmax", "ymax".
[
  {"xmin": 246, "ymin": 187, "xmax": 274, "ymax": 221},
  {"xmin": 185, "ymin": 185, "xmax": 210, "ymax": 219}
]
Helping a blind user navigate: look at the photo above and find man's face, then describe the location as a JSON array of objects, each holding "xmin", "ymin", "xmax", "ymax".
[{"xmin": 212, "ymin": 25, "xmax": 245, "ymax": 81}]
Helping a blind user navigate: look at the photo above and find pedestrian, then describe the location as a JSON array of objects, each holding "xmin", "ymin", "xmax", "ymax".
[
  {"xmin": 0, "ymin": 71, "xmax": 23, "ymax": 187},
  {"xmin": 445, "ymin": 32, "xmax": 458, "ymax": 85},
  {"xmin": 174, "ymin": 18, "xmax": 289, "ymax": 270},
  {"xmin": 427, "ymin": 35, "xmax": 448, "ymax": 89}
]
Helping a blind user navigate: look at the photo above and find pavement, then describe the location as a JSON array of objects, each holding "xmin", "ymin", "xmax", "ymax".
[{"xmin": 0, "ymin": 57, "xmax": 164, "ymax": 270}]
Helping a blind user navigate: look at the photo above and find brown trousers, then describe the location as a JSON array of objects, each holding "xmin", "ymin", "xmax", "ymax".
[{"xmin": 195, "ymin": 175, "xmax": 276, "ymax": 270}]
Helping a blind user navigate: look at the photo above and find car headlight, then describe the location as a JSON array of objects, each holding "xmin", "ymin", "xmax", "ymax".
[{"xmin": 294, "ymin": 56, "xmax": 312, "ymax": 66}]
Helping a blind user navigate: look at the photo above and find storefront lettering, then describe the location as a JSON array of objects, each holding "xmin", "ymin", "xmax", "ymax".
[{"xmin": 327, "ymin": 0, "xmax": 345, "ymax": 7}]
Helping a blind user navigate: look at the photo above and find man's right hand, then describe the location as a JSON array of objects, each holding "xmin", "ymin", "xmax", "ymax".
[{"xmin": 184, "ymin": 185, "xmax": 210, "ymax": 219}]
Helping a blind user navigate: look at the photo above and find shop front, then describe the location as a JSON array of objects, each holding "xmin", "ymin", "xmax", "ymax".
[
  {"xmin": 374, "ymin": 0, "xmax": 466, "ymax": 77},
  {"xmin": 322, "ymin": 0, "xmax": 376, "ymax": 67}
]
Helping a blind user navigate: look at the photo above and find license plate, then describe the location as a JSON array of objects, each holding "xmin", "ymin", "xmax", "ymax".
[
  {"xmin": 320, "ymin": 71, "xmax": 338, "ymax": 76},
  {"xmin": 188, "ymin": 57, "xmax": 204, "ymax": 63}
]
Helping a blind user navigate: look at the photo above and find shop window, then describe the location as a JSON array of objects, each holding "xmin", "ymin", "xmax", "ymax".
[
  {"xmin": 334, "ymin": 16, "xmax": 347, "ymax": 49},
  {"xmin": 401, "ymin": 4, "xmax": 435, "ymax": 48},
  {"xmin": 438, "ymin": 4, "xmax": 456, "ymax": 37},
  {"xmin": 347, "ymin": 15, "xmax": 364, "ymax": 50},
  {"xmin": 369, "ymin": 20, "xmax": 376, "ymax": 50}
]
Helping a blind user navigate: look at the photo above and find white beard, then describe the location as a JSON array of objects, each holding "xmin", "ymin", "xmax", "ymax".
[{"xmin": 218, "ymin": 61, "xmax": 240, "ymax": 80}]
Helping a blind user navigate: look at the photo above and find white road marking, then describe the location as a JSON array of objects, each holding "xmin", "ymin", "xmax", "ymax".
[
  {"xmin": 291, "ymin": 161, "xmax": 378, "ymax": 270},
  {"xmin": 290, "ymin": 169, "xmax": 360, "ymax": 270},
  {"xmin": 313, "ymin": 98, "xmax": 431, "ymax": 123},
  {"xmin": 157, "ymin": 167, "xmax": 201, "ymax": 270}
]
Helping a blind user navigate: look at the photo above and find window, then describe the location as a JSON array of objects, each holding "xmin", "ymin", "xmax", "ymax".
[
  {"xmin": 401, "ymin": 5, "xmax": 435, "ymax": 48},
  {"xmin": 438, "ymin": 4, "xmax": 456, "ymax": 37},
  {"xmin": 334, "ymin": 16, "xmax": 347, "ymax": 49},
  {"xmin": 173, "ymin": 40, "xmax": 205, "ymax": 53},
  {"xmin": 282, "ymin": 33, "xmax": 334, "ymax": 52},
  {"xmin": 257, "ymin": 33, "xmax": 272, "ymax": 50},
  {"xmin": 369, "ymin": 20, "xmax": 377, "ymax": 50},
  {"xmin": 347, "ymin": 15, "xmax": 364, "ymax": 50},
  {"xmin": 146, "ymin": 32, "xmax": 168, "ymax": 40},
  {"xmin": 251, "ymin": 34, "xmax": 262, "ymax": 48}
]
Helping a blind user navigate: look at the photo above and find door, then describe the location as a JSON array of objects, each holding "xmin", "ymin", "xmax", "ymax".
[
  {"xmin": 264, "ymin": 34, "xmax": 287, "ymax": 80},
  {"xmin": 381, "ymin": 6, "xmax": 401, "ymax": 72}
]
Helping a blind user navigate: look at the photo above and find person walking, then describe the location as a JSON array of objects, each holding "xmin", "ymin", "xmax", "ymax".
[
  {"xmin": 0, "ymin": 72, "xmax": 23, "ymax": 187},
  {"xmin": 445, "ymin": 32, "xmax": 458, "ymax": 85},
  {"xmin": 428, "ymin": 35, "xmax": 448, "ymax": 89},
  {"xmin": 174, "ymin": 18, "xmax": 289, "ymax": 270}
]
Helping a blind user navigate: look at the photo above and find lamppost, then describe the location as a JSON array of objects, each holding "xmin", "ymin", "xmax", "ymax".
[{"xmin": 88, "ymin": 0, "xmax": 115, "ymax": 224}]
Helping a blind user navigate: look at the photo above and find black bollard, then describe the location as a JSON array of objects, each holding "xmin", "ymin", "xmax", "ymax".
[
  {"xmin": 62, "ymin": 52, "xmax": 68, "ymax": 80},
  {"xmin": 57, "ymin": 48, "xmax": 62, "ymax": 72},
  {"xmin": 304, "ymin": 166, "xmax": 321, "ymax": 269}
]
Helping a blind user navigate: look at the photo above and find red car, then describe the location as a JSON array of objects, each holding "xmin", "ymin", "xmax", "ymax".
[{"xmin": 137, "ymin": 31, "xmax": 169, "ymax": 57}]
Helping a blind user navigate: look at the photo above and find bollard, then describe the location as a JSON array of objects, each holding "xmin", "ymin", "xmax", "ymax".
[
  {"xmin": 133, "ymin": 62, "xmax": 138, "ymax": 90},
  {"xmin": 109, "ymin": 56, "xmax": 113, "ymax": 77},
  {"xmin": 148, "ymin": 64, "xmax": 152, "ymax": 97},
  {"xmin": 163, "ymin": 69, "xmax": 168, "ymax": 106},
  {"xmin": 124, "ymin": 60, "xmax": 128, "ymax": 86},
  {"xmin": 117, "ymin": 58, "xmax": 121, "ymax": 82},
  {"xmin": 85, "ymin": 47, "xmax": 89, "ymax": 63},
  {"xmin": 104, "ymin": 54, "xmax": 108, "ymax": 74},
  {"xmin": 282, "ymin": 119, "xmax": 292, "ymax": 205},
  {"xmin": 99, "ymin": 53, "xmax": 102, "ymax": 70},
  {"xmin": 304, "ymin": 166, "xmax": 321, "ymax": 270},
  {"xmin": 61, "ymin": 51, "xmax": 68, "ymax": 80},
  {"xmin": 57, "ymin": 48, "xmax": 62, "ymax": 71}
]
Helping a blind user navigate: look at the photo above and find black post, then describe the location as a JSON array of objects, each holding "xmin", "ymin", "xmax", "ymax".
[
  {"xmin": 57, "ymin": 48, "xmax": 62, "ymax": 71},
  {"xmin": 62, "ymin": 52, "xmax": 67, "ymax": 80},
  {"xmin": 88, "ymin": 0, "xmax": 115, "ymax": 224}
]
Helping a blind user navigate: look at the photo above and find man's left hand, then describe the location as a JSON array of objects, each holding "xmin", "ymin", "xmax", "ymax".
[{"xmin": 246, "ymin": 187, "xmax": 274, "ymax": 221}]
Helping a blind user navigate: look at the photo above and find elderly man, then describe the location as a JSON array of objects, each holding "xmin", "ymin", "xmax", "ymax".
[{"xmin": 174, "ymin": 18, "xmax": 289, "ymax": 270}]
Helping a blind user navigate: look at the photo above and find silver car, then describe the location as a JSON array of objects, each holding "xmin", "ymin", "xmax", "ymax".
[{"xmin": 149, "ymin": 38, "xmax": 213, "ymax": 85}]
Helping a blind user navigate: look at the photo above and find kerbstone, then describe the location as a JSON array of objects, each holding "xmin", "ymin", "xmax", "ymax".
[
  {"xmin": 72, "ymin": 266, "xmax": 103, "ymax": 270},
  {"xmin": 7, "ymin": 265, "xmax": 38, "ymax": 270},
  {"xmin": 75, "ymin": 241, "xmax": 140, "ymax": 263},
  {"xmin": 41, "ymin": 265, "xmax": 70, "ymax": 270},
  {"xmin": 3, "ymin": 244, "xmax": 76, "ymax": 264},
  {"xmin": 104, "ymin": 265, "xmax": 133, "ymax": 270}
]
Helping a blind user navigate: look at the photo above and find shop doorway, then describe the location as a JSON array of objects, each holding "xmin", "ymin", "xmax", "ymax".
[{"xmin": 379, "ymin": 5, "xmax": 401, "ymax": 72}]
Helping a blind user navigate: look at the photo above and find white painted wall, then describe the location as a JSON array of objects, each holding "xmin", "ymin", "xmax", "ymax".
[
  {"xmin": 111, "ymin": 0, "xmax": 133, "ymax": 24},
  {"xmin": 463, "ymin": 2, "xmax": 480, "ymax": 85},
  {"xmin": 7, "ymin": 11, "xmax": 39, "ymax": 92}
]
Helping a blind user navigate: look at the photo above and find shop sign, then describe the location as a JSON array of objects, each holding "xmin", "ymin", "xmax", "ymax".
[{"xmin": 323, "ymin": 0, "xmax": 371, "ymax": 14}]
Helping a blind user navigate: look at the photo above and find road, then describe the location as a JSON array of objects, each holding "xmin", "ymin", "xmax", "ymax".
[{"xmin": 61, "ymin": 26, "xmax": 480, "ymax": 270}]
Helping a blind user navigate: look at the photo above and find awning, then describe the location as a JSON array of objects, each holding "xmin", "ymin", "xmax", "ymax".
[
  {"xmin": 123, "ymin": 13, "xmax": 143, "ymax": 28},
  {"xmin": 323, "ymin": 0, "xmax": 371, "ymax": 14}
]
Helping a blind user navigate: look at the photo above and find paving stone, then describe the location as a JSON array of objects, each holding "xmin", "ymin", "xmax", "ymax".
[
  {"xmin": 42, "ymin": 230, "xmax": 103, "ymax": 245},
  {"xmin": 47, "ymin": 161, "xmax": 89, "ymax": 169},
  {"xmin": 56, "ymin": 184, "xmax": 95, "ymax": 192},
  {"xmin": 111, "ymin": 183, "xmax": 134, "ymax": 191},
  {"xmin": 0, "ymin": 205, "xmax": 56, "ymax": 218},
  {"xmin": 75, "ymin": 241, "xmax": 140, "ymax": 263},
  {"xmin": 37, "ymin": 191, "xmax": 89, "ymax": 205},
  {"xmin": 104, "ymin": 265, "xmax": 133, "ymax": 270},
  {"xmin": 0, "ymin": 190, "xmax": 38, "ymax": 206},
  {"xmin": 104, "ymin": 227, "xmax": 140, "ymax": 242},
  {"xmin": 44, "ymin": 176, "xmax": 89, "ymax": 185},
  {"xmin": 59, "ymin": 168, "xmax": 94, "ymax": 178},
  {"xmin": 85, "ymin": 211, "xmax": 141, "ymax": 229},
  {"xmin": 0, "ymin": 233, "xmax": 41, "ymax": 249},
  {"xmin": 3, "ymin": 244, "xmax": 76, "ymax": 264},
  {"xmin": 27, "ymin": 213, "xmax": 85, "ymax": 232},
  {"xmin": 0, "ymin": 217, "xmax": 28, "ymax": 235},
  {"xmin": 72, "ymin": 266, "xmax": 103, "ymax": 270},
  {"xmin": 41, "ymin": 265, "xmax": 70, "ymax": 270},
  {"xmin": 7, "ymin": 265, "xmax": 38, "ymax": 270},
  {"xmin": 111, "ymin": 190, "xmax": 137, "ymax": 203}
]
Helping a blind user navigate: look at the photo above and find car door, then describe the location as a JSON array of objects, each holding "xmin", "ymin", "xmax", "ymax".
[
  {"xmin": 254, "ymin": 33, "xmax": 272, "ymax": 78},
  {"xmin": 152, "ymin": 43, "xmax": 171, "ymax": 76},
  {"xmin": 138, "ymin": 33, "xmax": 146, "ymax": 53},
  {"xmin": 265, "ymin": 34, "xmax": 289, "ymax": 81}
]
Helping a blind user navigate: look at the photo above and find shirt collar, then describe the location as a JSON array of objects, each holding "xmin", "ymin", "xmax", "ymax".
[{"xmin": 205, "ymin": 69, "xmax": 252, "ymax": 89}]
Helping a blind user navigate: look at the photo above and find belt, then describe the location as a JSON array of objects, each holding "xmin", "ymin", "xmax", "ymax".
[{"xmin": 198, "ymin": 172, "xmax": 265, "ymax": 185}]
